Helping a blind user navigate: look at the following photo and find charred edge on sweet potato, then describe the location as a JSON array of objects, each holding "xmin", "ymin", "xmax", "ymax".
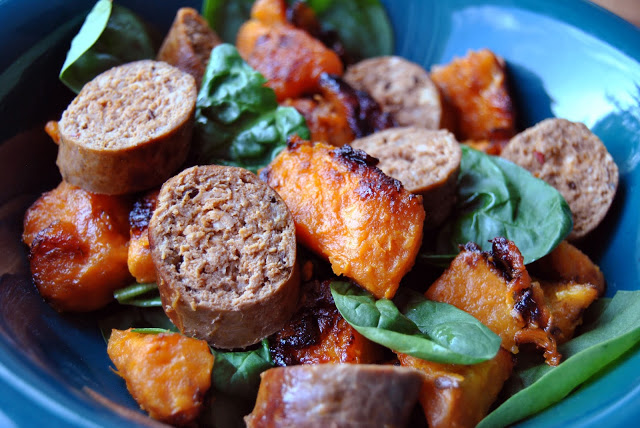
[
  {"xmin": 430, "ymin": 237, "xmax": 560, "ymax": 364},
  {"xmin": 330, "ymin": 145, "xmax": 407, "ymax": 201},
  {"xmin": 319, "ymin": 73, "xmax": 396, "ymax": 139},
  {"xmin": 269, "ymin": 280, "xmax": 383, "ymax": 366},
  {"xmin": 129, "ymin": 190, "xmax": 159, "ymax": 234}
]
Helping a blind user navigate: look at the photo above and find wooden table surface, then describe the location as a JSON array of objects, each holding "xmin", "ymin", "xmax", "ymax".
[{"xmin": 591, "ymin": 0, "xmax": 640, "ymax": 27}]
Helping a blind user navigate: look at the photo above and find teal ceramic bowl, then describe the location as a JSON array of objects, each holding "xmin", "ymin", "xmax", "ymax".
[{"xmin": 0, "ymin": 0, "xmax": 638, "ymax": 426}]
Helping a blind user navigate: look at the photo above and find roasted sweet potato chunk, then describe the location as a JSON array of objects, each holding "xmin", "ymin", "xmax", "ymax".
[
  {"xmin": 398, "ymin": 348, "xmax": 514, "ymax": 428},
  {"xmin": 426, "ymin": 239, "xmax": 560, "ymax": 365},
  {"xmin": 285, "ymin": 74, "xmax": 394, "ymax": 147},
  {"xmin": 260, "ymin": 140, "xmax": 425, "ymax": 299},
  {"xmin": 541, "ymin": 280, "xmax": 599, "ymax": 344},
  {"xmin": 127, "ymin": 189, "xmax": 159, "ymax": 283},
  {"xmin": 284, "ymin": 96, "xmax": 354, "ymax": 146},
  {"xmin": 269, "ymin": 280, "xmax": 383, "ymax": 366},
  {"xmin": 236, "ymin": 0, "xmax": 343, "ymax": 101},
  {"xmin": 431, "ymin": 49, "xmax": 516, "ymax": 150},
  {"xmin": 23, "ymin": 181, "xmax": 132, "ymax": 311},
  {"xmin": 528, "ymin": 241, "xmax": 603, "ymax": 344},
  {"xmin": 107, "ymin": 329, "xmax": 214, "ymax": 426},
  {"xmin": 531, "ymin": 240, "xmax": 606, "ymax": 296}
]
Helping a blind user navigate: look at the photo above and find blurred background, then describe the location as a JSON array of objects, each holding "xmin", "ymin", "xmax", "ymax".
[{"xmin": 592, "ymin": 0, "xmax": 640, "ymax": 26}]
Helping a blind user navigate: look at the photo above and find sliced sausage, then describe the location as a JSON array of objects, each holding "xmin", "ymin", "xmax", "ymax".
[
  {"xmin": 57, "ymin": 60, "xmax": 197, "ymax": 195},
  {"xmin": 344, "ymin": 56, "xmax": 442, "ymax": 129},
  {"xmin": 148, "ymin": 165, "xmax": 300, "ymax": 349},
  {"xmin": 245, "ymin": 364, "xmax": 425, "ymax": 428},
  {"xmin": 501, "ymin": 118, "xmax": 618, "ymax": 240},
  {"xmin": 156, "ymin": 7, "xmax": 222, "ymax": 87},
  {"xmin": 351, "ymin": 127, "xmax": 461, "ymax": 228}
]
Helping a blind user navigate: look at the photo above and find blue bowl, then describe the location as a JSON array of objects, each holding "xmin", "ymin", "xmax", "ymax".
[{"xmin": 0, "ymin": 0, "xmax": 638, "ymax": 426}]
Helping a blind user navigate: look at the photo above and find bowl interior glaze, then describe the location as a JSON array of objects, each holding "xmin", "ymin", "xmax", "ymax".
[{"xmin": 0, "ymin": 0, "xmax": 639, "ymax": 426}]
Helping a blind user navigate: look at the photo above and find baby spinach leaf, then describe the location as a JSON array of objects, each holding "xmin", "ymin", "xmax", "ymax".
[
  {"xmin": 211, "ymin": 339, "xmax": 274, "ymax": 400},
  {"xmin": 194, "ymin": 43, "xmax": 309, "ymax": 171},
  {"xmin": 478, "ymin": 290, "xmax": 640, "ymax": 428},
  {"xmin": 429, "ymin": 146, "xmax": 572, "ymax": 265},
  {"xmin": 130, "ymin": 327, "xmax": 172, "ymax": 334},
  {"xmin": 202, "ymin": 0, "xmax": 255, "ymax": 44},
  {"xmin": 59, "ymin": 0, "xmax": 155, "ymax": 93},
  {"xmin": 113, "ymin": 282, "xmax": 161, "ymax": 307},
  {"xmin": 330, "ymin": 281, "xmax": 501, "ymax": 364},
  {"xmin": 308, "ymin": 0, "xmax": 393, "ymax": 61},
  {"xmin": 201, "ymin": 0, "xmax": 393, "ymax": 61},
  {"xmin": 98, "ymin": 307, "xmax": 178, "ymax": 342}
]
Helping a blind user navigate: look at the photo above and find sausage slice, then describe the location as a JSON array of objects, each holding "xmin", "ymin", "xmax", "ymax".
[
  {"xmin": 156, "ymin": 7, "xmax": 222, "ymax": 87},
  {"xmin": 351, "ymin": 127, "xmax": 461, "ymax": 228},
  {"xmin": 501, "ymin": 118, "xmax": 618, "ymax": 240},
  {"xmin": 57, "ymin": 60, "xmax": 197, "ymax": 195},
  {"xmin": 149, "ymin": 165, "xmax": 299, "ymax": 349},
  {"xmin": 344, "ymin": 56, "xmax": 442, "ymax": 129},
  {"xmin": 245, "ymin": 364, "xmax": 425, "ymax": 428}
]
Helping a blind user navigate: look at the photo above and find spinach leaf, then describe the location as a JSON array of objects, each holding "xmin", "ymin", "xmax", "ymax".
[
  {"xmin": 201, "ymin": 0, "xmax": 393, "ymax": 61},
  {"xmin": 211, "ymin": 339, "xmax": 274, "ymax": 399},
  {"xmin": 113, "ymin": 282, "xmax": 162, "ymax": 307},
  {"xmin": 202, "ymin": 0, "xmax": 255, "ymax": 44},
  {"xmin": 478, "ymin": 291, "xmax": 640, "ymax": 428},
  {"xmin": 59, "ymin": 0, "xmax": 155, "ymax": 93},
  {"xmin": 194, "ymin": 43, "xmax": 309, "ymax": 171},
  {"xmin": 308, "ymin": 0, "xmax": 393, "ymax": 61},
  {"xmin": 130, "ymin": 327, "xmax": 172, "ymax": 334},
  {"xmin": 98, "ymin": 307, "xmax": 177, "ymax": 342},
  {"xmin": 427, "ymin": 146, "xmax": 572, "ymax": 265},
  {"xmin": 330, "ymin": 281, "xmax": 501, "ymax": 364}
]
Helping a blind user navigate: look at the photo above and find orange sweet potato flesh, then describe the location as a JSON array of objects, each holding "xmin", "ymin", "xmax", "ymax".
[
  {"xmin": 431, "ymin": 49, "xmax": 516, "ymax": 151},
  {"xmin": 284, "ymin": 96, "xmax": 355, "ymax": 147},
  {"xmin": 260, "ymin": 140, "xmax": 425, "ymax": 299},
  {"xmin": 270, "ymin": 280, "xmax": 383, "ymax": 365},
  {"xmin": 22, "ymin": 181, "xmax": 132, "ymax": 311},
  {"xmin": 398, "ymin": 348, "xmax": 514, "ymax": 428},
  {"xmin": 531, "ymin": 240, "xmax": 606, "ymax": 296},
  {"xmin": 526, "ymin": 241, "xmax": 603, "ymax": 344},
  {"xmin": 426, "ymin": 239, "xmax": 560, "ymax": 365},
  {"xmin": 127, "ymin": 189, "xmax": 159, "ymax": 283},
  {"xmin": 236, "ymin": 0, "xmax": 343, "ymax": 101},
  {"xmin": 541, "ymin": 280, "xmax": 599, "ymax": 344},
  {"xmin": 107, "ymin": 329, "xmax": 214, "ymax": 426}
]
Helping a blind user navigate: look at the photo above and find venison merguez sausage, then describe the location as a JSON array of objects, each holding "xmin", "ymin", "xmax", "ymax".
[
  {"xmin": 57, "ymin": 60, "xmax": 197, "ymax": 195},
  {"xmin": 501, "ymin": 118, "xmax": 619, "ymax": 240},
  {"xmin": 148, "ymin": 165, "xmax": 300, "ymax": 349},
  {"xmin": 344, "ymin": 56, "xmax": 443, "ymax": 130},
  {"xmin": 351, "ymin": 127, "xmax": 461, "ymax": 229},
  {"xmin": 245, "ymin": 364, "xmax": 425, "ymax": 428}
]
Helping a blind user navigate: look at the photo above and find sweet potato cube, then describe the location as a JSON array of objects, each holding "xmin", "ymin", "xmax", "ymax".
[
  {"xmin": 431, "ymin": 49, "xmax": 516, "ymax": 148},
  {"xmin": 284, "ymin": 96, "xmax": 354, "ymax": 147},
  {"xmin": 236, "ymin": 0, "xmax": 343, "ymax": 101},
  {"xmin": 22, "ymin": 181, "xmax": 132, "ymax": 311},
  {"xmin": 127, "ymin": 190, "xmax": 159, "ymax": 283},
  {"xmin": 531, "ymin": 240, "xmax": 606, "ymax": 295},
  {"xmin": 541, "ymin": 280, "xmax": 599, "ymax": 344},
  {"xmin": 260, "ymin": 140, "xmax": 425, "ymax": 299},
  {"xmin": 398, "ymin": 349, "xmax": 514, "ymax": 428},
  {"xmin": 426, "ymin": 239, "xmax": 559, "ymax": 364},
  {"xmin": 107, "ymin": 329, "xmax": 214, "ymax": 426},
  {"xmin": 269, "ymin": 280, "xmax": 383, "ymax": 365}
]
